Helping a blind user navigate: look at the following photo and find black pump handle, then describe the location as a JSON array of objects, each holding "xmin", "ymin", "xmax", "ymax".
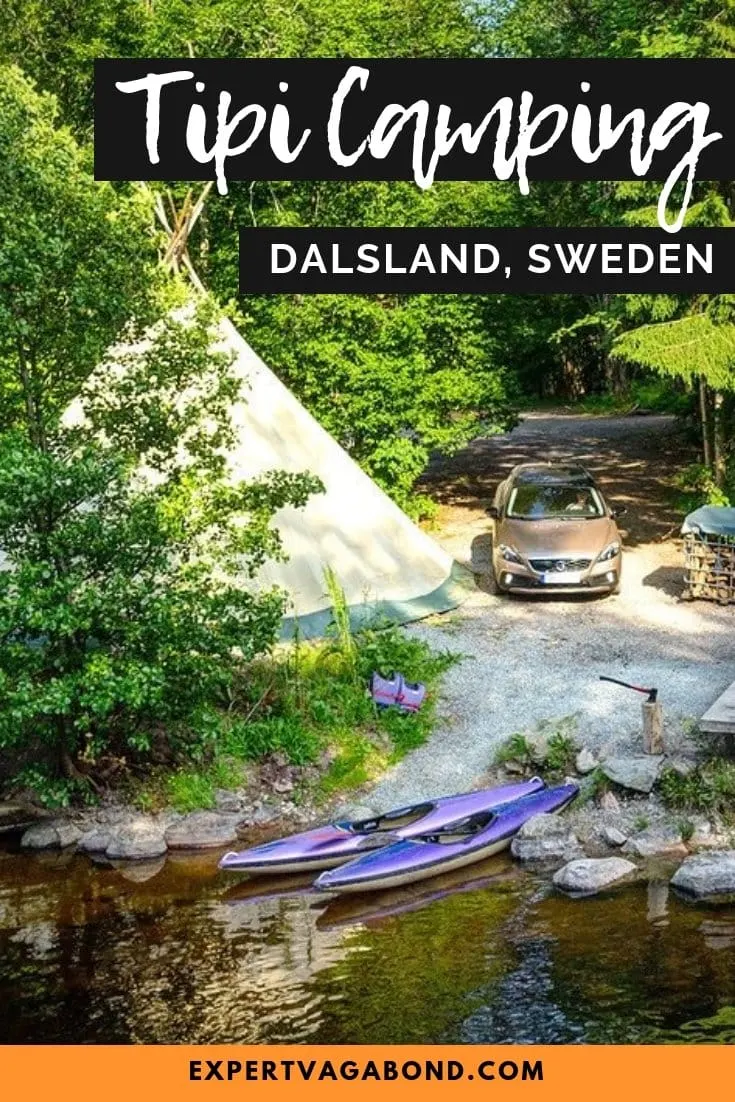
[{"xmin": 599, "ymin": 676, "xmax": 658, "ymax": 703}]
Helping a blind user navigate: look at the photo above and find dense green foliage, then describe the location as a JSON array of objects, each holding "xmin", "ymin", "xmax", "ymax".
[
  {"xmin": 6, "ymin": 1, "xmax": 734, "ymax": 511},
  {"xmin": 0, "ymin": 68, "xmax": 320, "ymax": 798}
]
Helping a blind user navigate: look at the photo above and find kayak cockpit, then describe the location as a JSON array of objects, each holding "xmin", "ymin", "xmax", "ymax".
[
  {"xmin": 421, "ymin": 810, "xmax": 497, "ymax": 845},
  {"xmin": 345, "ymin": 801, "xmax": 435, "ymax": 834}
]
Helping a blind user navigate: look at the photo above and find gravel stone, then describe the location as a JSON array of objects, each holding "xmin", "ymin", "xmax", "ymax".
[
  {"xmin": 575, "ymin": 748, "xmax": 598, "ymax": 775},
  {"xmin": 603, "ymin": 826, "xmax": 628, "ymax": 847},
  {"xmin": 599, "ymin": 791, "xmax": 621, "ymax": 813}
]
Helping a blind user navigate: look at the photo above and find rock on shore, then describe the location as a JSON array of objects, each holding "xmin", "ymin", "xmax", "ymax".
[
  {"xmin": 553, "ymin": 857, "xmax": 637, "ymax": 896},
  {"xmin": 164, "ymin": 811, "xmax": 239, "ymax": 850},
  {"xmin": 601, "ymin": 756, "xmax": 663, "ymax": 794},
  {"xmin": 622, "ymin": 824, "xmax": 688, "ymax": 858},
  {"xmin": 671, "ymin": 851, "xmax": 735, "ymax": 902},
  {"xmin": 510, "ymin": 813, "xmax": 583, "ymax": 867},
  {"xmin": 21, "ymin": 820, "xmax": 82, "ymax": 850},
  {"xmin": 105, "ymin": 819, "xmax": 168, "ymax": 861}
]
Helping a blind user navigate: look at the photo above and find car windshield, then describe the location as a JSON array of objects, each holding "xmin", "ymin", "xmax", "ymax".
[{"xmin": 507, "ymin": 484, "xmax": 605, "ymax": 519}]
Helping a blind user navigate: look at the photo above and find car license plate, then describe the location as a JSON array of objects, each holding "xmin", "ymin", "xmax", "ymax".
[{"xmin": 542, "ymin": 571, "xmax": 582, "ymax": 585}]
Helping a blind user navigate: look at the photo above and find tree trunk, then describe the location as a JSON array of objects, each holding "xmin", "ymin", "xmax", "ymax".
[
  {"xmin": 561, "ymin": 357, "xmax": 585, "ymax": 399},
  {"xmin": 713, "ymin": 389, "xmax": 726, "ymax": 489},
  {"xmin": 699, "ymin": 376, "xmax": 713, "ymax": 468}
]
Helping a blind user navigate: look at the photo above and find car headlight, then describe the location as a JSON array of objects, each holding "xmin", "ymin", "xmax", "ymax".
[
  {"xmin": 598, "ymin": 541, "xmax": 621, "ymax": 562},
  {"xmin": 499, "ymin": 543, "xmax": 523, "ymax": 564}
]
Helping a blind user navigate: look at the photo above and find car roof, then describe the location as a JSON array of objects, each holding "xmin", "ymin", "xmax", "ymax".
[{"xmin": 508, "ymin": 463, "xmax": 595, "ymax": 487}]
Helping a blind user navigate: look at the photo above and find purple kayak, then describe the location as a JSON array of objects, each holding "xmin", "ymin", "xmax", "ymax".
[
  {"xmin": 218, "ymin": 777, "xmax": 545, "ymax": 874},
  {"xmin": 313, "ymin": 784, "xmax": 579, "ymax": 894}
]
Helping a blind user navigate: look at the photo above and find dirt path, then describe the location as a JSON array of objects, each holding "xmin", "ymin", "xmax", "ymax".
[
  {"xmin": 421, "ymin": 412, "xmax": 698, "ymax": 599},
  {"xmin": 357, "ymin": 414, "xmax": 735, "ymax": 813},
  {"xmin": 424, "ymin": 410, "xmax": 691, "ymax": 545}
]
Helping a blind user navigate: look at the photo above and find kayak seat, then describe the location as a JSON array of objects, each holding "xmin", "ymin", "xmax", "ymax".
[
  {"xmin": 351, "ymin": 802, "xmax": 434, "ymax": 833},
  {"xmin": 355, "ymin": 832, "xmax": 401, "ymax": 851},
  {"xmin": 422, "ymin": 810, "xmax": 497, "ymax": 845}
]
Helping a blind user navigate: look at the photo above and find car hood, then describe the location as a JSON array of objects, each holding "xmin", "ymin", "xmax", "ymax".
[{"xmin": 500, "ymin": 516, "xmax": 618, "ymax": 557}]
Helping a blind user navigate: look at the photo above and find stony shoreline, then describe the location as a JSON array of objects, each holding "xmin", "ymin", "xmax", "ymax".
[
  {"xmin": 1, "ymin": 783, "xmax": 314, "ymax": 862},
  {"xmin": 2, "ymin": 739, "xmax": 734, "ymax": 903}
]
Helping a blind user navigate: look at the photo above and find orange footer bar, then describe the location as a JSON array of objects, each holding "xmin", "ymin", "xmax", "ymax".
[{"xmin": 3, "ymin": 1045, "xmax": 733, "ymax": 1102}]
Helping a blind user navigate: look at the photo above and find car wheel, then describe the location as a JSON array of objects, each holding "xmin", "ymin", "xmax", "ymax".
[{"xmin": 486, "ymin": 564, "xmax": 500, "ymax": 596}]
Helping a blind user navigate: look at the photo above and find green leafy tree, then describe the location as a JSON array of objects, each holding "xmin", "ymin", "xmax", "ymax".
[
  {"xmin": 0, "ymin": 67, "xmax": 320, "ymax": 795},
  {"xmin": 241, "ymin": 292, "xmax": 514, "ymax": 516},
  {"xmin": 0, "ymin": 3, "xmax": 516, "ymax": 513}
]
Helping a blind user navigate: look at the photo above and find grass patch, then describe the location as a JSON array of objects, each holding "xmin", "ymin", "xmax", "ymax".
[
  {"xmin": 574, "ymin": 379, "xmax": 692, "ymax": 417},
  {"xmin": 317, "ymin": 730, "xmax": 384, "ymax": 797},
  {"xmin": 130, "ymin": 612, "xmax": 457, "ymax": 812},
  {"xmin": 133, "ymin": 756, "xmax": 246, "ymax": 813},
  {"xmin": 576, "ymin": 767, "xmax": 610, "ymax": 806},
  {"xmin": 659, "ymin": 759, "xmax": 735, "ymax": 820}
]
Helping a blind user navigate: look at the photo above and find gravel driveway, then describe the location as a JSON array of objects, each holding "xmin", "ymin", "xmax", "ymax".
[{"xmin": 364, "ymin": 413, "xmax": 735, "ymax": 810}]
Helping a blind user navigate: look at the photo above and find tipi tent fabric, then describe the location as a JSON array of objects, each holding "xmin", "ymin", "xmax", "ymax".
[
  {"xmin": 7, "ymin": 309, "xmax": 468, "ymax": 639},
  {"xmin": 219, "ymin": 318, "xmax": 468, "ymax": 637}
]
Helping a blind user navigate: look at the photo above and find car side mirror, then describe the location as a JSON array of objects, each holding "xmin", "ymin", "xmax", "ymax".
[
  {"xmin": 611, "ymin": 505, "xmax": 627, "ymax": 518},
  {"xmin": 486, "ymin": 505, "xmax": 500, "ymax": 519}
]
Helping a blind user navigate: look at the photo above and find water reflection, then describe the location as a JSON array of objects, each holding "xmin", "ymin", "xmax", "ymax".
[
  {"xmin": 461, "ymin": 936, "xmax": 587, "ymax": 1044},
  {"xmin": 0, "ymin": 848, "xmax": 733, "ymax": 1044},
  {"xmin": 646, "ymin": 880, "xmax": 669, "ymax": 926}
]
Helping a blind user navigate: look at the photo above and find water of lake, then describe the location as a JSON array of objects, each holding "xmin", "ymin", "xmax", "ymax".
[{"xmin": 1, "ymin": 847, "xmax": 734, "ymax": 1044}]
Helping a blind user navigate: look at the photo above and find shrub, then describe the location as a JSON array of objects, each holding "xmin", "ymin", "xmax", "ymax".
[
  {"xmin": 674, "ymin": 463, "xmax": 730, "ymax": 509},
  {"xmin": 0, "ymin": 304, "xmax": 320, "ymax": 797},
  {"xmin": 495, "ymin": 733, "xmax": 533, "ymax": 767},
  {"xmin": 545, "ymin": 731, "xmax": 577, "ymax": 775},
  {"xmin": 0, "ymin": 72, "xmax": 323, "ymax": 800},
  {"xmin": 660, "ymin": 760, "xmax": 735, "ymax": 819}
]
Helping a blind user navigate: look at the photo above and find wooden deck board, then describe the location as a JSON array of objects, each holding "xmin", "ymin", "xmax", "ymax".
[{"xmin": 700, "ymin": 680, "xmax": 735, "ymax": 734}]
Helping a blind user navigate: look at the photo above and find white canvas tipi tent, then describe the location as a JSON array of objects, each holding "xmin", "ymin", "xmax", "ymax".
[
  {"xmin": 217, "ymin": 315, "xmax": 467, "ymax": 637},
  {"xmin": 156, "ymin": 189, "xmax": 468, "ymax": 637}
]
